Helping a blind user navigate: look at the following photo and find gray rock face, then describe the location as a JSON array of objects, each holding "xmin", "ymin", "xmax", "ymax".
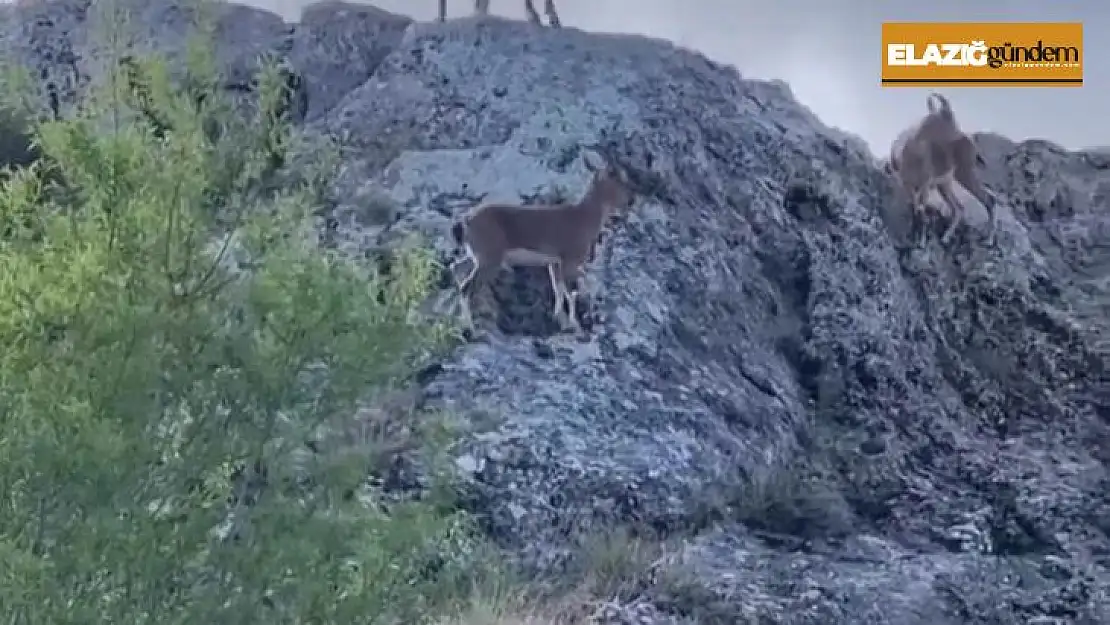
[
  {"xmin": 0, "ymin": 0, "xmax": 293, "ymax": 118},
  {"xmin": 291, "ymin": 1, "xmax": 412, "ymax": 122},
  {"xmin": 5, "ymin": 2, "xmax": 1110, "ymax": 623}
]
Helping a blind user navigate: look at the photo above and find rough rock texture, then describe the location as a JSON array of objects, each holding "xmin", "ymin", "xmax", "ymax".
[
  {"xmin": 0, "ymin": 0, "xmax": 292, "ymax": 118},
  {"xmin": 290, "ymin": 1, "xmax": 412, "ymax": 122},
  {"xmin": 5, "ymin": 2, "xmax": 1110, "ymax": 623}
]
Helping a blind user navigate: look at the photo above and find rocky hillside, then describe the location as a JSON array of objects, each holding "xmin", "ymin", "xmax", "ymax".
[{"xmin": 4, "ymin": 1, "xmax": 1110, "ymax": 623}]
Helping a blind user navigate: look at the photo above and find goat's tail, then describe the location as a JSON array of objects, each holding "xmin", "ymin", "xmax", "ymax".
[
  {"xmin": 926, "ymin": 92, "xmax": 952, "ymax": 117},
  {"xmin": 450, "ymin": 220, "xmax": 465, "ymax": 247}
]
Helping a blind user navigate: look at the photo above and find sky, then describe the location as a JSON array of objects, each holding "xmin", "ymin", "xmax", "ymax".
[{"xmin": 12, "ymin": 0, "xmax": 1106, "ymax": 155}]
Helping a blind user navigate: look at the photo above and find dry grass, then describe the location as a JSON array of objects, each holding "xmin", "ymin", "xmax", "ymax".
[
  {"xmin": 434, "ymin": 602, "xmax": 587, "ymax": 625},
  {"xmin": 565, "ymin": 527, "xmax": 666, "ymax": 600},
  {"xmin": 433, "ymin": 527, "xmax": 678, "ymax": 625}
]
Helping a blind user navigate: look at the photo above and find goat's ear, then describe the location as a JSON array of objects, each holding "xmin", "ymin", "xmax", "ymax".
[
  {"xmin": 582, "ymin": 150, "xmax": 599, "ymax": 172},
  {"xmin": 584, "ymin": 149, "xmax": 614, "ymax": 175},
  {"xmin": 614, "ymin": 162, "xmax": 631, "ymax": 184}
]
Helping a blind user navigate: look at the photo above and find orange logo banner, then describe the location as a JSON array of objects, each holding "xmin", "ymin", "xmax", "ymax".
[{"xmin": 881, "ymin": 22, "xmax": 1083, "ymax": 87}]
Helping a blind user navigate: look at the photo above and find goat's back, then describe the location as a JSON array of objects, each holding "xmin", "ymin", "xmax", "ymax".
[
  {"xmin": 918, "ymin": 111, "xmax": 964, "ymax": 146},
  {"xmin": 464, "ymin": 203, "xmax": 598, "ymax": 261},
  {"xmin": 894, "ymin": 118, "xmax": 963, "ymax": 179}
]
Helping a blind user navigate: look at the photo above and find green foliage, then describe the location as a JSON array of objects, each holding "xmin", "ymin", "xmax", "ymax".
[{"xmin": 0, "ymin": 30, "xmax": 485, "ymax": 625}]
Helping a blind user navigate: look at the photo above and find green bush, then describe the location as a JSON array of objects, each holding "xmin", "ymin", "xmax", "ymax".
[{"xmin": 0, "ymin": 30, "xmax": 485, "ymax": 625}]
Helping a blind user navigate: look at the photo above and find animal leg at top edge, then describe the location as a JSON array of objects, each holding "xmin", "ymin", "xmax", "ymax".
[
  {"xmin": 544, "ymin": 0, "xmax": 561, "ymax": 27},
  {"xmin": 524, "ymin": 0, "xmax": 542, "ymax": 25}
]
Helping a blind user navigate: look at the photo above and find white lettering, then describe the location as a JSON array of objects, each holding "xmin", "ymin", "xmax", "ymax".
[
  {"xmin": 887, "ymin": 43, "xmax": 909, "ymax": 65},
  {"xmin": 887, "ymin": 40, "xmax": 989, "ymax": 66},
  {"xmin": 940, "ymin": 43, "xmax": 963, "ymax": 65},
  {"xmin": 965, "ymin": 40, "xmax": 988, "ymax": 66},
  {"xmin": 921, "ymin": 43, "xmax": 944, "ymax": 65},
  {"xmin": 905, "ymin": 44, "xmax": 924, "ymax": 65}
]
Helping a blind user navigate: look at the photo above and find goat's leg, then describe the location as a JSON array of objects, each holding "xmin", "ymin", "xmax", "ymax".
[
  {"xmin": 940, "ymin": 212, "xmax": 961, "ymax": 245},
  {"xmin": 458, "ymin": 255, "xmax": 499, "ymax": 328},
  {"xmin": 564, "ymin": 267, "xmax": 584, "ymax": 331},
  {"xmin": 451, "ymin": 242, "xmax": 480, "ymax": 285},
  {"xmin": 566, "ymin": 289, "xmax": 581, "ymax": 331},
  {"xmin": 438, "ymin": 0, "xmax": 447, "ymax": 21},
  {"xmin": 984, "ymin": 190, "xmax": 998, "ymax": 245},
  {"xmin": 474, "ymin": 0, "xmax": 490, "ymax": 17},
  {"xmin": 546, "ymin": 262, "xmax": 575, "ymax": 330},
  {"xmin": 543, "ymin": 0, "xmax": 561, "ymax": 27},
  {"xmin": 456, "ymin": 262, "xmax": 481, "ymax": 329},
  {"xmin": 449, "ymin": 256, "xmax": 474, "ymax": 283},
  {"xmin": 936, "ymin": 181, "xmax": 964, "ymax": 245},
  {"xmin": 907, "ymin": 193, "xmax": 922, "ymax": 248},
  {"xmin": 523, "ymin": 0, "xmax": 542, "ymax": 25},
  {"xmin": 546, "ymin": 264, "xmax": 563, "ymax": 314},
  {"xmin": 457, "ymin": 262, "xmax": 479, "ymax": 296},
  {"xmin": 914, "ymin": 210, "xmax": 927, "ymax": 248},
  {"xmin": 917, "ymin": 180, "xmax": 944, "ymax": 246},
  {"xmin": 909, "ymin": 208, "xmax": 922, "ymax": 249},
  {"xmin": 562, "ymin": 285, "xmax": 582, "ymax": 332},
  {"xmin": 547, "ymin": 262, "xmax": 583, "ymax": 332},
  {"xmin": 909, "ymin": 186, "xmax": 928, "ymax": 248},
  {"xmin": 460, "ymin": 263, "xmax": 502, "ymax": 335},
  {"xmin": 458, "ymin": 294, "xmax": 475, "ymax": 330}
]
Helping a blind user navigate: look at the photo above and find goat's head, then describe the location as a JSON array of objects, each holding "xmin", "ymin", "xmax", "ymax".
[
  {"xmin": 920, "ymin": 91, "xmax": 964, "ymax": 143},
  {"xmin": 582, "ymin": 149, "xmax": 635, "ymax": 217},
  {"xmin": 926, "ymin": 92, "xmax": 952, "ymax": 119}
]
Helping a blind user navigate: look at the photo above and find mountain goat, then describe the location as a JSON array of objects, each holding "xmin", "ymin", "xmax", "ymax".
[
  {"xmin": 437, "ymin": 0, "xmax": 561, "ymax": 27},
  {"xmin": 887, "ymin": 92, "xmax": 996, "ymax": 246},
  {"xmin": 449, "ymin": 150, "xmax": 634, "ymax": 333}
]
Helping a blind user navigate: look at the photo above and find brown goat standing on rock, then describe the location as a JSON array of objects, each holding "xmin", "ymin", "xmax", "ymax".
[
  {"xmin": 437, "ymin": 0, "xmax": 561, "ymax": 27},
  {"xmin": 449, "ymin": 150, "xmax": 634, "ymax": 334},
  {"xmin": 887, "ymin": 92, "xmax": 996, "ymax": 246}
]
